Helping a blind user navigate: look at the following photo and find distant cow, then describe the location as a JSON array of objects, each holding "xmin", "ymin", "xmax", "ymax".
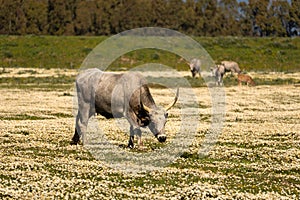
[
  {"xmin": 211, "ymin": 64, "xmax": 225, "ymax": 86},
  {"xmin": 189, "ymin": 58, "xmax": 201, "ymax": 78},
  {"xmin": 71, "ymin": 68, "xmax": 179, "ymax": 148},
  {"xmin": 220, "ymin": 61, "xmax": 241, "ymax": 74}
]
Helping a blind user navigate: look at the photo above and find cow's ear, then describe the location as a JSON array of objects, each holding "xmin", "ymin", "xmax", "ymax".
[
  {"xmin": 141, "ymin": 116, "xmax": 150, "ymax": 126},
  {"xmin": 137, "ymin": 116, "xmax": 150, "ymax": 127},
  {"xmin": 136, "ymin": 106, "xmax": 150, "ymax": 126}
]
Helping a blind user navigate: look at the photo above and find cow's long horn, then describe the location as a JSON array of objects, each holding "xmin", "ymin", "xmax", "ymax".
[
  {"xmin": 165, "ymin": 88, "xmax": 179, "ymax": 111},
  {"xmin": 142, "ymin": 103, "xmax": 151, "ymax": 113}
]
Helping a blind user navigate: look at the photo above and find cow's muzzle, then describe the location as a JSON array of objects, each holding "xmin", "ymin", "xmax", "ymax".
[{"xmin": 157, "ymin": 134, "xmax": 166, "ymax": 143}]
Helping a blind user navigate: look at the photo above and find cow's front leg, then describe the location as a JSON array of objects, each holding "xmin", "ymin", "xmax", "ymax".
[
  {"xmin": 238, "ymin": 80, "xmax": 242, "ymax": 86},
  {"xmin": 128, "ymin": 135, "xmax": 134, "ymax": 149},
  {"xmin": 71, "ymin": 114, "xmax": 81, "ymax": 145},
  {"xmin": 71, "ymin": 127, "xmax": 80, "ymax": 145},
  {"xmin": 128, "ymin": 126, "xmax": 141, "ymax": 149},
  {"xmin": 219, "ymin": 75, "xmax": 224, "ymax": 86}
]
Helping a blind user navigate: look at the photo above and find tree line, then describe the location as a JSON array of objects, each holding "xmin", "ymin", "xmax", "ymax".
[{"xmin": 0, "ymin": 0, "xmax": 299, "ymax": 37}]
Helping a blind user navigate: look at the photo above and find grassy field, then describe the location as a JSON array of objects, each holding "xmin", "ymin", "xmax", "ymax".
[
  {"xmin": 0, "ymin": 36, "xmax": 300, "ymax": 72},
  {"xmin": 0, "ymin": 68, "xmax": 299, "ymax": 199},
  {"xmin": 0, "ymin": 35, "xmax": 299, "ymax": 198}
]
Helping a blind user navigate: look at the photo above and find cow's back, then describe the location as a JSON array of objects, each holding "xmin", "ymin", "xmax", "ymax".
[{"xmin": 94, "ymin": 71, "xmax": 153, "ymax": 118}]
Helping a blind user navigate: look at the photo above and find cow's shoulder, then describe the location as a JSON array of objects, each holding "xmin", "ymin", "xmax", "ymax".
[{"xmin": 76, "ymin": 68, "xmax": 102, "ymax": 84}]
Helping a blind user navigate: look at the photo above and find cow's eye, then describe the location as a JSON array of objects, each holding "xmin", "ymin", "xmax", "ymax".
[{"xmin": 165, "ymin": 113, "xmax": 169, "ymax": 118}]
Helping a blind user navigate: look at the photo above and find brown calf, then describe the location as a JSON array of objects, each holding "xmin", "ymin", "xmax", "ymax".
[{"xmin": 237, "ymin": 74, "xmax": 255, "ymax": 86}]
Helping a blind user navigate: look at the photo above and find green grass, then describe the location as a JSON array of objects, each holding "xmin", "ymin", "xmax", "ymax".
[
  {"xmin": 0, "ymin": 35, "xmax": 299, "ymax": 72},
  {"xmin": 223, "ymin": 75, "xmax": 300, "ymax": 86},
  {"xmin": 1, "ymin": 125, "xmax": 299, "ymax": 198},
  {"xmin": 0, "ymin": 75, "xmax": 75, "ymax": 89},
  {"xmin": 0, "ymin": 114, "xmax": 48, "ymax": 120},
  {"xmin": 0, "ymin": 35, "xmax": 105, "ymax": 69},
  {"xmin": 170, "ymin": 156, "xmax": 299, "ymax": 195},
  {"xmin": 1, "ymin": 74, "xmax": 299, "ymax": 89}
]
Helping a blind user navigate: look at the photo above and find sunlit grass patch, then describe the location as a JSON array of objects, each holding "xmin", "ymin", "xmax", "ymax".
[
  {"xmin": 0, "ymin": 75, "xmax": 75, "ymax": 85},
  {"xmin": 171, "ymin": 154, "xmax": 299, "ymax": 196},
  {"xmin": 0, "ymin": 71, "xmax": 299, "ymax": 198},
  {"xmin": 0, "ymin": 114, "xmax": 47, "ymax": 120},
  {"xmin": 0, "ymin": 112, "xmax": 73, "ymax": 121},
  {"xmin": 147, "ymin": 75, "xmax": 300, "ymax": 88}
]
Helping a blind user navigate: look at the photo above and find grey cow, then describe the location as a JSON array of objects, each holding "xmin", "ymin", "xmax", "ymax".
[
  {"xmin": 71, "ymin": 68, "xmax": 179, "ymax": 148},
  {"xmin": 211, "ymin": 64, "xmax": 226, "ymax": 86},
  {"xmin": 189, "ymin": 58, "xmax": 201, "ymax": 78},
  {"xmin": 220, "ymin": 61, "xmax": 241, "ymax": 74}
]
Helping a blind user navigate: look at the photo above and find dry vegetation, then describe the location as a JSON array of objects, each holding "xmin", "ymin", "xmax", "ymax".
[{"xmin": 0, "ymin": 68, "xmax": 299, "ymax": 199}]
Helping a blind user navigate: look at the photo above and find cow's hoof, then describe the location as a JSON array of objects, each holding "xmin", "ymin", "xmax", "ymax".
[
  {"xmin": 70, "ymin": 140, "xmax": 78, "ymax": 145},
  {"xmin": 157, "ymin": 135, "xmax": 166, "ymax": 143},
  {"xmin": 127, "ymin": 143, "xmax": 134, "ymax": 149},
  {"xmin": 71, "ymin": 134, "xmax": 80, "ymax": 145}
]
